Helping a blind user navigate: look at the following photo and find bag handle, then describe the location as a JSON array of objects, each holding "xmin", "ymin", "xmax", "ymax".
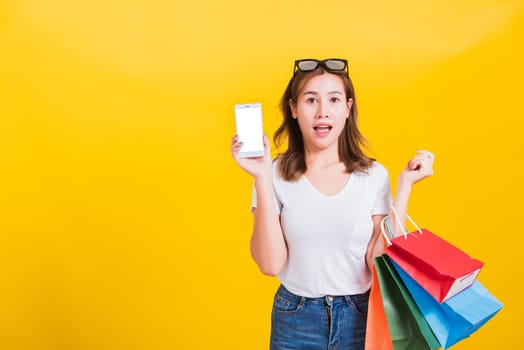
[
  {"xmin": 389, "ymin": 201, "xmax": 423, "ymax": 239},
  {"xmin": 380, "ymin": 216, "xmax": 393, "ymax": 246}
]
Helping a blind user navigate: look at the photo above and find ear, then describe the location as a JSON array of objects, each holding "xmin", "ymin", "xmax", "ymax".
[
  {"xmin": 288, "ymin": 99, "xmax": 298, "ymax": 119},
  {"xmin": 346, "ymin": 98, "xmax": 353, "ymax": 118}
]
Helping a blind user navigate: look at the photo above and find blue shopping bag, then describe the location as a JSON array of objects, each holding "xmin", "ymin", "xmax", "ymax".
[{"xmin": 389, "ymin": 258, "xmax": 503, "ymax": 349}]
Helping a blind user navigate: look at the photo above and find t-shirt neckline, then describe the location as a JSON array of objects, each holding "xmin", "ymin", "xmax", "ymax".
[{"xmin": 301, "ymin": 174, "xmax": 353, "ymax": 198}]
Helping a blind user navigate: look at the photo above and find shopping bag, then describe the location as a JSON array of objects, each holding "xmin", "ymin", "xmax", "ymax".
[
  {"xmin": 390, "ymin": 258, "xmax": 503, "ymax": 349},
  {"xmin": 383, "ymin": 207, "xmax": 484, "ymax": 302},
  {"xmin": 365, "ymin": 265, "xmax": 393, "ymax": 350},
  {"xmin": 375, "ymin": 255, "xmax": 441, "ymax": 350}
]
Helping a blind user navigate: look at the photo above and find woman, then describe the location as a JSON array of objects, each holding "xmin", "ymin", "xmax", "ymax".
[{"xmin": 231, "ymin": 58, "xmax": 434, "ymax": 350}]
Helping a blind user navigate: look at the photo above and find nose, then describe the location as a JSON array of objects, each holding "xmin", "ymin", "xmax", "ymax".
[{"xmin": 316, "ymin": 100, "xmax": 329, "ymax": 119}]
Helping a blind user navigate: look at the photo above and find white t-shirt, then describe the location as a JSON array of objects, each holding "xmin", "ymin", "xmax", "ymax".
[{"xmin": 251, "ymin": 160, "xmax": 391, "ymax": 298}]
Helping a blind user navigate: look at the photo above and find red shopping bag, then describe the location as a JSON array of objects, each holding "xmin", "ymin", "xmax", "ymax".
[
  {"xmin": 382, "ymin": 208, "xmax": 484, "ymax": 303},
  {"xmin": 365, "ymin": 264, "xmax": 393, "ymax": 350}
]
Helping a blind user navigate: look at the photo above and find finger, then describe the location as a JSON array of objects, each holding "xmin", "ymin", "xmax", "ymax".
[
  {"xmin": 412, "ymin": 159, "xmax": 434, "ymax": 176},
  {"xmin": 408, "ymin": 159, "xmax": 423, "ymax": 171},
  {"xmin": 263, "ymin": 133, "xmax": 271, "ymax": 152},
  {"xmin": 231, "ymin": 136, "xmax": 241, "ymax": 150},
  {"xmin": 411, "ymin": 156, "xmax": 427, "ymax": 166},
  {"xmin": 416, "ymin": 150, "xmax": 435, "ymax": 161},
  {"xmin": 409, "ymin": 156, "xmax": 433, "ymax": 172},
  {"xmin": 231, "ymin": 142, "xmax": 243, "ymax": 150},
  {"xmin": 408, "ymin": 154, "xmax": 424, "ymax": 167},
  {"xmin": 231, "ymin": 142, "xmax": 243, "ymax": 155},
  {"xmin": 409, "ymin": 152, "xmax": 431, "ymax": 165}
]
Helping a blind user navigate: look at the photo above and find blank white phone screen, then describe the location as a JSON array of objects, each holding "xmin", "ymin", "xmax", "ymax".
[{"xmin": 235, "ymin": 103, "xmax": 264, "ymax": 158}]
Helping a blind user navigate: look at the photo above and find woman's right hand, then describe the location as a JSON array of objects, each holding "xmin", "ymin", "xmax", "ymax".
[{"xmin": 231, "ymin": 134, "xmax": 273, "ymax": 180}]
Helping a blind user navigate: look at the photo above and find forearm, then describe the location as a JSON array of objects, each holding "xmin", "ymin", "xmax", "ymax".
[
  {"xmin": 366, "ymin": 215, "xmax": 386, "ymax": 269},
  {"xmin": 250, "ymin": 178, "xmax": 288, "ymax": 276},
  {"xmin": 388, "ymin": 180, "xmax": 413, "ymax": 237},
  {"xmin": 388, "ymin": 149, "xmax": 434, "ymax": 237}
]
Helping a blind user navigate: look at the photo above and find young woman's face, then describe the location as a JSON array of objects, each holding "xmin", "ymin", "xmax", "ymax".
[{"xmin": 290, "ymin": 73, "xmax": 353, "ymax": 153}]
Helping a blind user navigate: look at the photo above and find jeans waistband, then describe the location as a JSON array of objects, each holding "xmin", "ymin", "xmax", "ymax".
[{"xmin": 277, "ymin": 284, "xmax": 370, "ymax": 306}]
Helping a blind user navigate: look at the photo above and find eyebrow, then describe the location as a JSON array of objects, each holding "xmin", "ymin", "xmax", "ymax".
[{"xmin": 303, "ymin": 91, "xmax": 344, "ymax": 95}]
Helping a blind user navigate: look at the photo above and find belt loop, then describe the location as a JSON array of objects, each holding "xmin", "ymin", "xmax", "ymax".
[
  {"xmin": 299, "ymin": 296, "xmax": 307, "ymax": 307},
  {"xmin": 344, "ymin": 295, "xmax": 353, "ymax": 308}
]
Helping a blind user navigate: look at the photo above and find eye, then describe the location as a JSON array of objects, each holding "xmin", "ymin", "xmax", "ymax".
[
  {"xmin": 330, "ymin": 97, "xmax": 341, "ymax": 103},
  {"xmin": 306, "ymin": 97, "xmax": 318, "ymax": 104}
]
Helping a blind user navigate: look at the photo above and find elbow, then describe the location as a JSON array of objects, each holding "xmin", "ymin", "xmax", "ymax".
[
  {"xmin": 254, "ymin": 259, "xmax": 285, "ymax": 276},
  {"xmin": 250, "ymin": 245, "xmax": 286, "ymax": 277},
  {"xmin": 258, "ymin": 265, "xmax": 281, "ymax": 276}
]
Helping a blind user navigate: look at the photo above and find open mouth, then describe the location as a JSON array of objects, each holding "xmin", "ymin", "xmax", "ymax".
[{"xmin": 313, "ymin": 126, "xmax": 332, "ymax": 132}]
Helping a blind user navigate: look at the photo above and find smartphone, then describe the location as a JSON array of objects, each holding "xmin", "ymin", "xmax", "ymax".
[{"xmin": 234, "ymin": 103, "xmax": 265, "ymax": 158}]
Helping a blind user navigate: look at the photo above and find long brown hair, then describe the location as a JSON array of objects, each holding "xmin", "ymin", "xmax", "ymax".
[{"xmin": 274, "ymin": 67, "xmax": 374, "ymax": 181}]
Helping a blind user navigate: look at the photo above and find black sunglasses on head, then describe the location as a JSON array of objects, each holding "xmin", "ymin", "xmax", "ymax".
[{"xmin": 293, "ymin": 58, "xmax": 348, "ymax": 76}]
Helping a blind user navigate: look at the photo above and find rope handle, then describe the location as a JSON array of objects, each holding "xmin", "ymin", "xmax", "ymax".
[
  {"xmin": 389, "ymin": 201, "xmax": 423, "ymax": 239},
  {"xmin": 380, "ymin": 216, "xmax": 393, "ymax": 247}
]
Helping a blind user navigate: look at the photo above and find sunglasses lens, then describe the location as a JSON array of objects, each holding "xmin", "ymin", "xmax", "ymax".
[
  {"xmin": 297, "ymin": 60, "xmax": 319, "ymax": 72},
  {"xmin": 294, "ymin": 59, "xmax": 348, "ymax": 76},
  {"xmin": 324, "ymin": 59, "xmax": 346, "ymax": 71}
]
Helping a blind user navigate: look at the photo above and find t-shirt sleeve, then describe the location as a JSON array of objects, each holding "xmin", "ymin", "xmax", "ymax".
[
  {"xmin": 251, "ymin": 183, "xmax": 282, "ymax": 215},
  {"xmin": 371, "ymin": 167, "xmax": 392, "ymax": 215}
]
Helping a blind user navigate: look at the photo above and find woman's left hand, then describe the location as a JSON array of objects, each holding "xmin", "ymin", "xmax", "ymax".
[{"xmin": 399, "ymin": 150, "xmax": 435, "ymax": 187}]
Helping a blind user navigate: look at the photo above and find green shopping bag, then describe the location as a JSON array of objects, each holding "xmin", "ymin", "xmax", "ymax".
[{"xmin": 375, "ymin": 255, "xmax": 441, "ymax": 350}]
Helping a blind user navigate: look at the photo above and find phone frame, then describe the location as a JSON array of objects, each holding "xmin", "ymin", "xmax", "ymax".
[{"xmin": 234, "ymin": 103, "xmax": 265, "ymax": 158}]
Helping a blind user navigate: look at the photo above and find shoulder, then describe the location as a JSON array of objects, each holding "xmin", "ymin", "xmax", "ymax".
[
  {"xmin": 354, "ymin": 161, "xmax": 389, "ymax": 178},
  {"xmin": 369, "ymin": 161, "xmax": 389, "ymax": 177},
  {"xmin": 272, "ymin": 157, "xmax": 280, "ymax": 172},
  {"xmin": 271, "ymin": 157, "xmax": 299, "ymax": 192},
  {"xmin": 272, "ymin": 157, "xmax": 285, "ymax": 182},
  {"xmin": 352, "ymin": 162, "xmax": 390, "ymax": 191}
]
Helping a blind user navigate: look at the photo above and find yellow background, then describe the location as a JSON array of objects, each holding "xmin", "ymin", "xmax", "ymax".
[{"xmin": 1, "ymin": 0, "xmax": 523, "ymax": 349}]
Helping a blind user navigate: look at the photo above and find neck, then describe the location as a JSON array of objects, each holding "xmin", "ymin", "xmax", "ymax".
[{"xmin": 304, "ymin": 144, "xmax": 340, "ymax": 169}]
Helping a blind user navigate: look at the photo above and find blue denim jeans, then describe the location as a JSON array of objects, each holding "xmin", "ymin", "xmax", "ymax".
[{"xmin": 270, "ymin": 285, "xmax": 369, "ymax": 350}]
